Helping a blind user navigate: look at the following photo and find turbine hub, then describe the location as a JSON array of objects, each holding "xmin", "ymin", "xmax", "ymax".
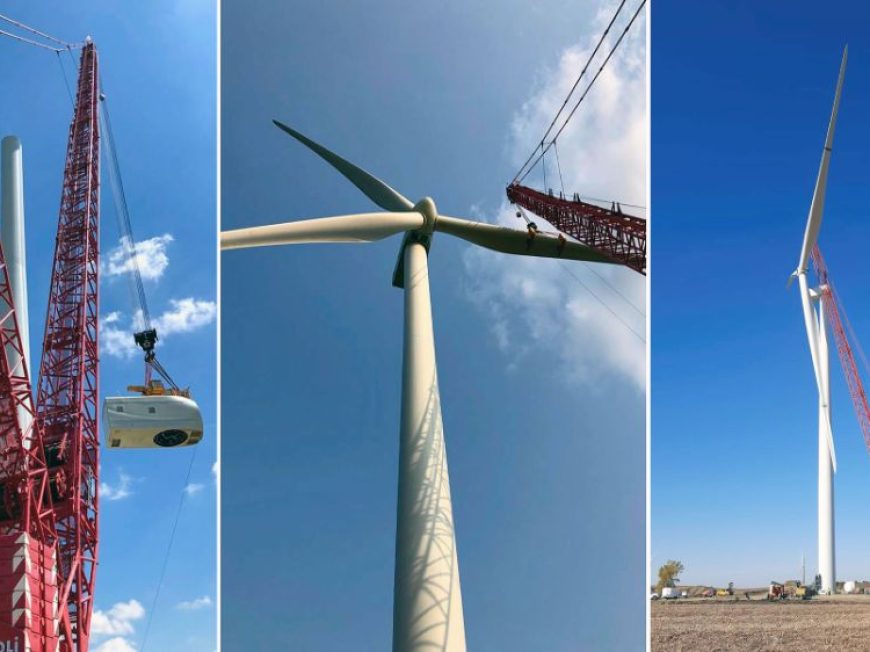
[{"xmin": 413, "ymin": 197, "xmax": 437, "ymax": 235}]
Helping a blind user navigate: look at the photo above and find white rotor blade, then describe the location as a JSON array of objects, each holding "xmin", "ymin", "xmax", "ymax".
[
  {"xmin": 823, "ymin": 404, "xmax": 838, "ymax": 472},
  {"xmin": 817, "ymin": 297, "xmax": 838, "ymax": 472},
  {"xmin": 796, "ymin": 46, "xmax": 847, "ymax": 274},
  {"xmin": 799, "ymin": 276, "xmax": 824, "ymax": 392},
  {"xmin": 221, "ymin": 212, "xmax": 423, "ymax": 250},
  {"xmin": 435, "ymin": 215, "xmax": 616, "ymax": 265},
  {"xmin": 273, "ymin": 120, "xmax": 415, "ymax": 212},
  {"xmin": 799, "ymin": 276, "xmax": 837, "ymax": 471}
]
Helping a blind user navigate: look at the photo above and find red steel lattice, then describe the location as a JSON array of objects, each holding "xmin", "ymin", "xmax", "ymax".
[
  {"xmin": 0, "ymin": 239, "xmax": 60, "ymax": 651},
  {"xmin": 506, "ymin": 183, "xmax": 647, "ymax": 274},
  {"xmin": 812, "ymin": 245, "xmax": 870, "ymax": 457},
  {"xmin": 35, "ymin": 42, "xmax": 100, "ymax": 652}
]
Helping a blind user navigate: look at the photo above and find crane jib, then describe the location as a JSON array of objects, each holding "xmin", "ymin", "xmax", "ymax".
[{"xmin": 506, "ymin": 183, "xmax": 646, "ymax": 274}]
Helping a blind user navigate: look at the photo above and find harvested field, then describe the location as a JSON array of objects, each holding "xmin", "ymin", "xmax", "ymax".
[{"xmin": 651, "ymin": 597, "xmax": 870, "ymax": 651}]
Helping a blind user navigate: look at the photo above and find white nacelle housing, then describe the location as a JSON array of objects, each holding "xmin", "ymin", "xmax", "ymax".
[{"xmin": 103, "ymin": 395, "xmax": 204, "ymax": 449}]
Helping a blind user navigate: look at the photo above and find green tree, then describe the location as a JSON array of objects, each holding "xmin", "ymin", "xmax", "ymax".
[{"xmin": 656, "ymin": 560, "xmax": 684, "ymax": 593}]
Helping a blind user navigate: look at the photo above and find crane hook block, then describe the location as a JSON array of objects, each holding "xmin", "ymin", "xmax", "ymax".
[{"xmin": 134, "ymin": 328, "xmax": 158, "ymax": 360}]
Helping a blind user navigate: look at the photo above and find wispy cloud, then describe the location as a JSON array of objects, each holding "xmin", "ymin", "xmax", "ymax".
[
  {"xmin": 153, "ymin": 298, "xmax": 217, "ymax": 336},
  {"xmin": 93, "ymin": 638, "xmax": 137, "ymax": 652},
  {"xmin": 92, "ymin": 599, "xmax": 145, "ymax": 637},
  {"xmin": 104, "ymin": 234, "xmax": 174, "ymax": 281},
  {"xmin": 184, "ymin": 482, "xmax": 204, "ymax": 497},
  {"xmin": 101, "ymin": 297, "xmax": 216, "ymax": 359},
  {"xmin": 176, "ymin": 595, "xmax": 212, "ymax": 611},
  {"xmin": 100, "ymin": 472, "xmax": 136, "ymax": 502},
  {"xmin": 463, "ymin": 4, "xmax": 646, "ymax": 390}
]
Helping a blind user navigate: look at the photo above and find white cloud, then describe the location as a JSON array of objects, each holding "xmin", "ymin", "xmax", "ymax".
[
  {"xmin": 463, "ymin": 4, "xmax": 646, "ymax": 390},
  {"xmin": 101, "ymin": 321, "xmax": 138, "ymax": 360},
  {"xmin": 100, "ymin": 297, "xmax": 216, "ymax": 360},
  {"xmin": 100, "ymin": 472, "xmax": 135, "ymax": 501},
  {"xmin": 153, "ymin": 298, "xmax": 217, "ymax": 336},
  {"xmin": 176, "ymin": 595, "xmax": 212, "ymax": 610},
  {"xmin": 211, "ymin": 460, "xmax": 218, "ymax": 480},
  {"xmin": 93, "ymin": 638, "xmax": 137, "ymax": 652},
  {"xmin": 91, "ymin": 599, "xmax": 145, "ymax": 636},
  {"xmin": 183, "ymin": 482, "xmax": 204, "ymax": 496},
  {"xmin": 105, "ymin": 234, "xmax": 174, "ymax": 281}
]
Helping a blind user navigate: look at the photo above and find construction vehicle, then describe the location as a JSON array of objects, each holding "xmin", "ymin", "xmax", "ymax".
[
  {"xmin": 715, "ymin": 582, "xmax": 735, "ymax": 597},
  {"xmin": 768, "ymin": 581, "xmax": 785, "ymax": 600}
]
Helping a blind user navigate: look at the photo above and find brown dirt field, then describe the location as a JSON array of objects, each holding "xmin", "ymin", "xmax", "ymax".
[{"xmin": 651, "ymin": 597, "xmax": 870, "ymax": 651}]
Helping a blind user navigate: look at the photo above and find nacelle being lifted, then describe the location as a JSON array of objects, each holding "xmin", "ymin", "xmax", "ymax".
[{"xmin": 103, "ymin": 395, "xmax": 203, "ymax": 449}]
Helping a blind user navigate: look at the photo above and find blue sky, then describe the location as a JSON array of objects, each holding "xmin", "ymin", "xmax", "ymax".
[
  {"xmin": 0, "ymin": 3, "xmax": 216, "ymax": 651},
  {"xmin": 653, "ymin": 0, "xmax": 870, "ymax": 587},
  {"xmin": 222, "ymin": 1, "xmax": 645, "ymax": 650}
]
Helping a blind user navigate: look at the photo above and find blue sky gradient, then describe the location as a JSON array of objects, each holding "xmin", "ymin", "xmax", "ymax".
[
  {"xmin": 0, "ymin": 3, "xmax": 216, "ymax": 650},
  {"xmin": 222, "ymin": 1, "xmax": 645, "ymax": 650},
  {"xmin": 653, "ymin": 0, "xmax": 870, "ymax": 588}
]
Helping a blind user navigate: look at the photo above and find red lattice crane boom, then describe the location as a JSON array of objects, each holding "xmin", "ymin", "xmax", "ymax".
[
  {"xmin": 0, "ymin": 243, "xmax": 61, "ymax": 651},
  {"xmin": 506, "ymin": 183, "xmax": 647, "ymax": 274},
  {"xmin": 34, "ymin": 42, "xmax": 101, "ymax": 652},
  {"xmin": 812, "ymin": 245, "xmax": 870, "ymax": 457}
]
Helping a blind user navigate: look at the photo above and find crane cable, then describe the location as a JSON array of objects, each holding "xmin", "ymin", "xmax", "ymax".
[
  {"xmin": 100, "ymin": 92, "xmax": 183, "ymax": 391},
  {"xmin": 512, "ymin": 0, "xmax": 628, "ymax": 184},
  {"xmin": 513, "ymin": 0, "xmax": 646, "ymax": 186},
  {"xmin": 514, "ymin": 205, "xmax": 644, "ymax": 336},
  {"xmin": 0, "ymin": 13, "xmax": 73, "ymax": 47},
  {"xmin": 0, "ymin": 28, "xmax": 64, "ymax": 52},
  {"xmin": 553, "ymin": 140, "xmax": 566, "ymax": 196},
  {"xmin": 139, "ymin": 447, "xmax": 199, "ymax": 652}
]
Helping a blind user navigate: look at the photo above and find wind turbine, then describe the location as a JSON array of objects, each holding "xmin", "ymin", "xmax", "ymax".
[
  {"xmin": 792, "ymin": 46, "xmax": 847, "ymax": 595},
  {"xmin": 222, "ymin": 120, "xmax": 623, "ymax": 651}
]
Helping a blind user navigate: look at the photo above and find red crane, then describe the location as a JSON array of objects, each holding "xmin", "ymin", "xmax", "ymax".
[
  {"xmin": 0, "ymin": 238, "xmax": 61, "ymax": 651},
  {"xmin": 506, "ymin": 184, "xmax": 646, "ymax": 274},
  {"xmin": 0, "ymin": 36, "xmax": 99, "ymax": 652},
  {"xmin": 812, "ymin": 245, "xmax": 870, "ymax": 457}
]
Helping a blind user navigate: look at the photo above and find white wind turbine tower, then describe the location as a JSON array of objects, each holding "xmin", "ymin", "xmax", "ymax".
[
  {"xmin": 792, "ymin": 46, "xmax": 847, "ymax": 595},
  {"xmin": 222, "ymin": 120, "xmax": 627, "ymax": 651}
]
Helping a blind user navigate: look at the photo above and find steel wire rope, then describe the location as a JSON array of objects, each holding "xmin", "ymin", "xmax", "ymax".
[
  {"xmin": 511, "ymin": 0, "xmax": 628, "ymax": 184},
  {"xmin": 553, "ymin": 140, "xmax": 566, "ymax": 196},
  {"xmin": 516, "ymin": 0, "xmax": 646, "ymax": 185},
  {"xmin": 139, "ymin": 447, "xmax": 199, "ymax": 652},
  {"xmin": 515, "ymin": 205, "xmax": 644, "ymax": 317},
  {"xmin": 0, "ymin": 13, "xmax": 70, "ymax": 47},
  {"xmin": 559, "ymin": 261, "xmax": 644, "ymax": 342}
]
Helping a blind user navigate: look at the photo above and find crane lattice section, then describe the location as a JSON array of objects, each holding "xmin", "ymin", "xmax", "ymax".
[{"xmin": 506, "ymin": 183, "xmax": 646, "ymax": 274}]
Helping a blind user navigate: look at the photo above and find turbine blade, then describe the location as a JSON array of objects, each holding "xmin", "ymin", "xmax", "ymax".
[
  {"xmin": 802, "ymin": 279, "xmax": 837, "ymax": 471},
  {"xmin": 435, "ymin": 215, "xmax": 616, "ymax": 264},
  {"xmin": 824, "ymin": 411, "xmax": 838, "ymax": 473},
  {"xmin": 272, "ymin": 120, "xmax": 414, "ymax": 212},
  {"xmin": 221, "ymin": 212, "xmax": 423, "ymax": 250},
  {"xmin": 796, "ymin": 46, "xmax": 847, "ymax": 274},
  {"xmin": 799, "ymin": 276, "xmax": 824, "ymax": 392}
]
